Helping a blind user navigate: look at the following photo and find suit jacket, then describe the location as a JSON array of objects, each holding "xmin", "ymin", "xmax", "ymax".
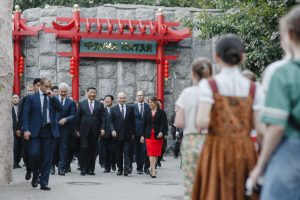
[
  {"xmin": 143, "ymin": 109, "xmax": 168, "ymax": 139},
  {"xmin": 77, "ymin": 99, "xmax": 105, "ymax": 136},
  {"xmin": 17, "ymin": 96, "xmax": 27, "ymax": 131},
  {"xmin": 22, "ymin": 92, "xmax": 64, "ymax": 138},
  {"xmin": 101, "ymin": 107, "xmax": 113, "ymax": 139},
  {"xmin": 56, "ymin": 97, "xmax": 77, "ymax": 134},
  {"xmin": 134, "ymin": 102, "xmax": 150, "ymax": 137},
  {"xmin": 109, "ymin": 104, "xmax": 135, "ymax": 141}
]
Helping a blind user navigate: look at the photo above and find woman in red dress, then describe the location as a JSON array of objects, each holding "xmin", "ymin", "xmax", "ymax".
[{"xmin": 141, "ymin": 97, "xmax": 168, "ymax": 178}]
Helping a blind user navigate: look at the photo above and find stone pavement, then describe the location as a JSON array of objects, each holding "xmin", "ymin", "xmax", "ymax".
[{"xmin": 0, "ymin": 156, "xmax": 183, "ymax": 200}]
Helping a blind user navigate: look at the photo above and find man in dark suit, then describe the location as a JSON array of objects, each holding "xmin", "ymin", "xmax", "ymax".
[
  {"xmin": 77, "ymin": 87, "xmax": 105, "ymax": 176},
  {"xmin": 23, "ymin": 78, "xmax": 63, "ymax": 191},
  {"xmin": 56, "ymin": 83, "xmax": 76, "ymax": 176},
  {"xmin": 101, "ymin": 95, "xmax": 116, "ymax": 173},
  {"xmin": 18, "ymin": 78, "xmax": 41, "ymax": 181},
  {"xmin": 12, "ymin": 94, "xmax": 22, "ymax": 169},
  {"xmin": 110, "ymin": 92, "xmax": 135, "ymax": 176},
  {"xmin": 134, "ymin": 91, "xmax": 150, "ymax": 174}
]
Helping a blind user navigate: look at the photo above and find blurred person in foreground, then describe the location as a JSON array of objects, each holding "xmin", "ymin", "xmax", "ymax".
[
  {"xmin": 175, "ymin": 57, "xmax": 213, "ymax": 200},
  {"xmin": 193, "ymin": 34, "xmax": 263, "ymax": 200},
  {"xmin": 249, "ymin": 6, "xmax": 300, "ymax": 200}
]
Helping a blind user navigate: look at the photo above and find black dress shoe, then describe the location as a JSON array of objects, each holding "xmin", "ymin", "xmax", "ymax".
[
  {"xmin": 40, "ymin": 186, "xmax": 51, "ymax": 191},
  {"xmin": 25, "ymin": 171, "xmax": 32, "ymax": 180},
  {"xmin": 117, "ymin": 171, "xmax": 123, "ymax": 176},
  {"xmin": 50, "ymin": 166, "xmax": 55, "ymax": 175},
  {"xmin": 112, "ymin": 165, "xmax": 116, "ymax": 171},
  {"xmin": 31, "ymin": 177, "xmax": 38, "ymax": 188},
  {"xmin": 144, "ymin": 169, "xmax": 150, "ymax": 175},
  {"xmin": 58, "ymin": 170, "xmax": 65, "ymax": 176},
  {"xmin": 124, "ymin": 169, "xmax": 131, "ymax": 176},
  {"xmin": 104, "ymin": 169, "xmax": 110, "ymax": 173},
  {"xmin": 157, "ymin": 162, "xmax": 161, "ymax": 167},
  {"xmin": 13, "ymin": 164, "xmax": 22, "ymax": 169},
  {"xmin": 80, "ymin": 171, "xmax": 85, "ymax": 176},
  {"xmin": 137, "ymin": 170, "xmax": 143, "ymax": 174},
  {"xmin": 87, "ymin": 171, "xmax": 95, "ymax": 175}
]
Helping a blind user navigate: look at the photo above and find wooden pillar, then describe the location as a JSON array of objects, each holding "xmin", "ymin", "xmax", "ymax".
[
  {"xmin": 156, "ymin": 8, "xmax": 165, "ymax": 109},
  {"xmin": 72, "ymin": 4, "xmax": 80, "ymax": 102}
]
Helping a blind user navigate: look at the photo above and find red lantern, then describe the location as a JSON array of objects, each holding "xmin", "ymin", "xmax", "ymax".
[
  {"xmin": 164, "ymin": 59, "xmax": 169, "ymax": 81},
  {"xmin": 19, "ymin": 56, "xmax": 24, "ymax": 77},
  {"xmin": 70, "ymin": 56, "xmax": 76, "ymax": 77}
]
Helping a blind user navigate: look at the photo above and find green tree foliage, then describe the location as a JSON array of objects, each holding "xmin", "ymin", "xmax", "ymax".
[{"xmin": 185, "ymin": 0, "xmax": 296, "ymax": 75}]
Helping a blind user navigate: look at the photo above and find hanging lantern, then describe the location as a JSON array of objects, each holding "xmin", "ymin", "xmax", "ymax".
[
  {"xmin": 70, "ymin": 56, "xmax": 75, "ymax": 77},
  {"xmin": 19, "ymin": 56, "xmax": 24, "ymax": 77},
  {"xmin": 164, "ymin": 59, "xmax": 169, "ymax": 81}
]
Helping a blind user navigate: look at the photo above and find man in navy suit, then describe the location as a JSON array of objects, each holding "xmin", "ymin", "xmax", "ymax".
[
  {"xmin": 23, "ymin": 78, "xmax": 63, "ymax": 191},
  {"xmin": 102, "ymin": 95, "xmax": 116, "ymax": 173},
  {"xmin": 56, "ymin": 83, "xmax": 76, "ymax": 176},
  {"xmin": 18, "ymin": 78, "xmax": 41, "ymax": 181},
  {"xmin": 134, "ymin": 91, "xmax": 150, "ymax": 174}
]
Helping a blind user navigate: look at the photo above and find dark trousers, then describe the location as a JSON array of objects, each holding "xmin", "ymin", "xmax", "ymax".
[
  {"xmin": 115, "ymin": 140, "xmax": 133, "ymax": 172},
  {"xmin": 66, "ymin": 134, "xmax": 78, "ymax": 170},
  {"xmin": 134, "ymin": 136, "xmax": 149, "ymax": 171},
  {"xmin": 23, "ymin": 138, "xmax": 31, "ymax": 172},
  {"xmin": 103, "ymin": 138, "xmax": 116, "ymax": 170},
  {"xmin": 58, "ymin": 131, "xmax": 69, "ymax": 171},
  {"xmin": 97, "ymin": 139, "xmax": 105, "ymax": 166},
  {"xmin": 52, "ymin": 138, "xmax": 60, "ymax": 168},
  {"xmin": 29, "ymin": 126, "xmax": 55, "ymax": 187},
  {"xmin": 13, "ymin": 135, "xmax": 23, "ymax": 165},
  {"xmin": 158, "ymin": 139, "xmax": 167, "ymax": 163},
  {"xmin": 80, "ymin": 133, "xmax": 98, "ymax": 172}
]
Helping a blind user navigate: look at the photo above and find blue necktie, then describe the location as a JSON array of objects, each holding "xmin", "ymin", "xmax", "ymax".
[{"xmin": 42, "ymin": 94, "xmax": 48, "ymax": 126}]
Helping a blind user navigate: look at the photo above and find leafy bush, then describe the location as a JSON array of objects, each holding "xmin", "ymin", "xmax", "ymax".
[{"xmin": 185, "ymin": 0, "xmax": 296, "ymax": 75}]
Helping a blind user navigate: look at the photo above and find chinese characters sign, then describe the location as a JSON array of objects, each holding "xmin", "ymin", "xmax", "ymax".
[{"xmin": 80, "ymin": 39, "xmax": 157, "ymax": 55}]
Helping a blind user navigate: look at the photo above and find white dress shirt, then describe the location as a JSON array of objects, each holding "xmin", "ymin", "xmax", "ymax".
[
  {"xmin": 14, "ymin": 105, "xmax": 18, "ymax": 122},
  {"xmin": 39, "ymin": 89, "xmax": 50, "ymax": 123},
  {"xmin": 59, "ymin": 95, "xmax": 66, "ymax": 106},
  {"xmin": 119, "ymin": 104, "xmax": 126, "ymax": 118}
]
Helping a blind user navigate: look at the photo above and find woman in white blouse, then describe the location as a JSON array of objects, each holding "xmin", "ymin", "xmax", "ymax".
[
  {"xmin": 192, "ymin": 34, "xmax": 263, "ymax": 200},
  {"xmin": 174, "ymin": 57, "xmax": 212, "ymax": 200}
]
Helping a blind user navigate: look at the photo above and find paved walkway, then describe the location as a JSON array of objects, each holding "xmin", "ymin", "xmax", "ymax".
[{"xmin": 0, "ymin": 156, "xmax": 183, "ymax": 200}]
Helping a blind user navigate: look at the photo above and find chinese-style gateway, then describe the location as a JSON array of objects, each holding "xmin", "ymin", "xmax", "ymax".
[{"xmin": 12, "ymin": 4, "xmax": 191, "ymax": 108}]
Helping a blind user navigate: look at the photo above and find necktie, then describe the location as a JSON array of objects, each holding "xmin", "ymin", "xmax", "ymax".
[
  {"xmin": 140, "ymin": 103, "xmax": 144, "ymax": 118},
  {"xmin": 121, "ymin": 105, "xmax": 125, "ymax": 119},
  {"xmin": 15, "ymin": 107, "xmax": 18, "ymax": 122},
  {"xmin": 89, "ymin": 101, "xmax": 94, "ymax": 114},
  {"xmin": 61, "ymin": 97, "xmax": 64, "ymax": 106},
  {"xmin": 42, "ymin": 94, "xmax": 48, "ymax": 126},
  {"xmin": 107, "ymin": 107, "xmax": 110, "ymax": 115}
]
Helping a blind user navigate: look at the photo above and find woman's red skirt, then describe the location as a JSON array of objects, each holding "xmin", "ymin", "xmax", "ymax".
[{"xmin": 146, "ymin": 128, "xmax": 163, "ymax": 156}]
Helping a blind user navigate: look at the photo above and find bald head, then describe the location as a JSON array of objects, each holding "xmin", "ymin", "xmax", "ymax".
[
  {"xmin": 118, "ymin": 92, "xmax": 126, "ymax": 105},
  {"xmin": 136, "ymin": 90, "xmax": 145, "ymax": 103}
]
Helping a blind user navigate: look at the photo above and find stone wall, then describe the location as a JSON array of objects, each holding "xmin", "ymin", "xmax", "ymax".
[{"xmin": 21, "ymin": 4, "xmax": 216, "ymax": 118}]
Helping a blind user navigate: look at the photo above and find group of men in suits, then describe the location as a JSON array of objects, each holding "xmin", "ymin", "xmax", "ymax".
[{"xmin": 12, "ymin": 77, "xmax": 156, "ymax": 190}]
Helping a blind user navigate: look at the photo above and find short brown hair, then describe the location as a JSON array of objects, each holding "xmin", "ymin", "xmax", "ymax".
[
  {"xmin": 147, "ymin": 97, "xmax": 160, "ymax": 109},
  {"xmin": 192, "ymin": 57, "xmax": 213, "ymax": 80}
]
